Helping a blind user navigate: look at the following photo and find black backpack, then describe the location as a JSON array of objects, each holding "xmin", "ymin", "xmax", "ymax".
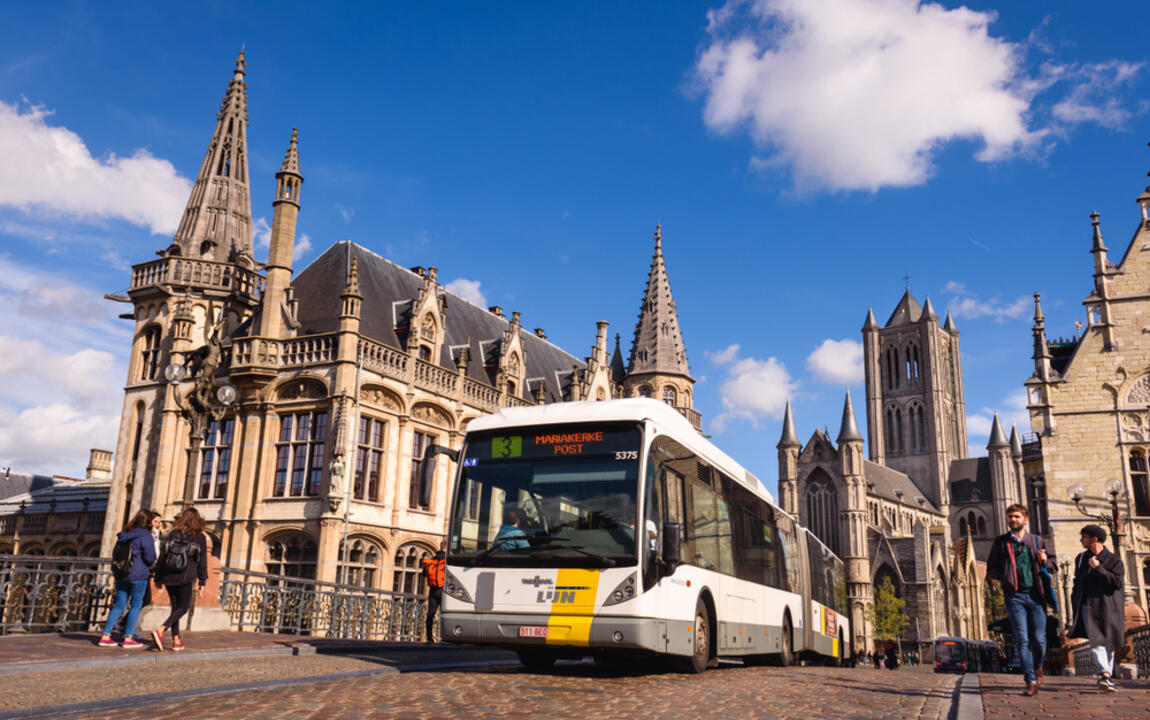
[
  {"xmin": 160, "ymin": 532, "xmax": 197, "ymax": 574},
  {"xmin": 110, "ymin": 538, "xmax": 136, "ymax": 577}
]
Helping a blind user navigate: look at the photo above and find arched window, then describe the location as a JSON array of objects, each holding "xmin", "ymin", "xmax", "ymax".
[
  {"xmin": 1130, "ymin": 451, "xmax": 1150, "ymax": 516},
  {"xmin": 266, "ymin": 534, "xmax": 318, "ymax": 580},
  {"xmin": 977, "ymin": 516, "xmax": 986, "ymax": 536},
  {"xmin": 421, "ymin": 314, "xmax": 436, "ymax": 341},
  {"xmin": 340, "ymin": 537, "xmax": 383, "ymax": 588},
  {"xmin": 895, "ymin": 408, "xmax": 904, "ymax": 453},
  {"xmin": 959, "ymin": 517, "xmax": 968, "ymax": 535},
  {"xmin": 1027, "ymin": 477, "xmax": 1050, "ymax": 536},
  {"xmin": 805, "ymin": 470, "xmax": 839, "ymax": 555},
  {"xmin": 638, "ymin": 385, "xmax": 652, "ymax": 398},
  {"xmin": 916, "ymin": 406, "xmax": 926, "ymax": 452},
  {"xmin": 393, "ymin": 543, "xmax": 432, "ymax": 595},
  {"xmin": 662, "ymin": 386, "xmax": 677, "ymax": 407},
  {"xmin": 885, "ymin": 407, "xmax": 897, "ymax": 454},
  {"xmin": 905, "ymin": 342, "xmax": 920, "ymax": 387},
  {"xmin": 140, "ymin": 325, "xmax": 162, "ymax": 381}
]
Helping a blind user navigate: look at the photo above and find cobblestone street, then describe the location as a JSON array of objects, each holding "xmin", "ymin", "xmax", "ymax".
[{"xmin": 3, "ymin": 633, "xmax": 1150, "ymax": 719}]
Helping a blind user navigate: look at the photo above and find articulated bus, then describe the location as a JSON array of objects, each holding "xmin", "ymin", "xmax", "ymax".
[{"xmin": 420, "ymin": 398, "xmax": 849, "ymax": 672}]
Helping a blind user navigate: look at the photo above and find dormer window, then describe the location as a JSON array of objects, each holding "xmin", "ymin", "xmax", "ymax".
[
  {"xmin": 418, "ymin": 346, "xmax": 431, "ymax": 362},
  {"xmin": 421, "ymin": 314, "xmax": 436, "ymax": 341}
]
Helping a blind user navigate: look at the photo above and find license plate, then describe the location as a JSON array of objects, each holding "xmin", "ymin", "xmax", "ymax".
[{"xmin": 518, "ymin": 625, "xmax": 548, "ymax": 638}]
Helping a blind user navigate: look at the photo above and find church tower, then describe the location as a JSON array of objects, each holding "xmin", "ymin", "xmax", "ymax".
[
  {"xmin": 861, "ymin": 290, "xmax": 967, "ymax": 516},
  {"xmin": 103, "ymin": 51, "xmax": 265, "ymax": 552},
  {"xmin": 623, "ymin": 225, "xmax": 698, "ymax": 428}
]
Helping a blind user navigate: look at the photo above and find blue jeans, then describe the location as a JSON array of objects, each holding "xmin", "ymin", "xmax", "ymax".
[
  {"xmin": 1005, "ymin": 590, "xmax": 1047, "ymax": 683},
  {"xmin": 102, "ymin": 579, "xmax": 148, "ymax": 638}
]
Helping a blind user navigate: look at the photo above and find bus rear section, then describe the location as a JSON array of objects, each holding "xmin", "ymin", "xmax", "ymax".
[{"xmin": 934, "ymin": 637, "xmax": 969, "ymax": 673}]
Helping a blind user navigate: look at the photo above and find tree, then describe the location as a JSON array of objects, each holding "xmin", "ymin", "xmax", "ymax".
[{"xmin": 868, "ymin": 575, "xmax": 910, "ymax": 641}]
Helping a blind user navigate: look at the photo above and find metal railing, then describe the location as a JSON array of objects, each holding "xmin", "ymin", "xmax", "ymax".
[
  {"xmin": 218, "ymin": 567, "xmax": 429, "ymax": 640},
  {"xmin": 1, "ymin": 555, "xmax": 432, "ymax": 641},
  {"xmin": 1130, "ymin": 623, "xmax": 1150, "ymax": 679},
  {"xmin": 0, "ymin": 555, "xmax": 114, "ymax": 634}
]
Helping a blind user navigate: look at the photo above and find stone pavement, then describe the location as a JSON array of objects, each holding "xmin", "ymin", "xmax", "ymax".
[
  {"xmin": 979, "ymin": 671, "xmax": 1150, "ymax": 720},
  {"xmin": 3, "ymin": 632, "xmax": 1147, "ymax": 719}
]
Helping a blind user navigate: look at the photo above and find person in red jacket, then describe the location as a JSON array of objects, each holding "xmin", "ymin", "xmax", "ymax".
[{"xmin": 421, "ymin": 543, "xmax": 446, "ymax": 643}]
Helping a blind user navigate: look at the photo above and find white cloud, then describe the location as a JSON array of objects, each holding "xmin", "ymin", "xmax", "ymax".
[
  {"xmin": 706, "ymin": 343, "xmax": 742, "ymax": 366},
  {"xmin": 0, "ymin": 403, "xmax": 121, "ymax": 477},
  {"xmin": 708, "ymin": 345, "xmax": 798, "ymax": 433},
  {"xmin": 445, "ymin": 278, "xmax": 487, "ymax": 307},
  {"xmin": 253, "ymin": 216, "xmax": 271, "ymax": 250},
  {"xmin": 693, "ymin": 1, "xmax": 1143, "ymax": 193},
  {"xmin": 293, "ymin": 233, "xmax": 313, "ymax": 262},
  {"xmin": 1051, "ymin": 60, "xmax": 1146, "ymax": 130},
  {"xmin": 806, "ymin": 338, "xmax": 864, "ymax": 384},
  {"xmin": 337, "ymin": 205, "xmax": 354, "ymax": 223},
  {"xmin": 0, "ymin": 100, "xmax": 190, "ymax": 234},
  {"xmin": 944, "ymin": 281, "xmax": 1029, "ymax": 322},
  {"xmin": 966, "ymin": 390, "xmax": 1030, "ymax": 454}
]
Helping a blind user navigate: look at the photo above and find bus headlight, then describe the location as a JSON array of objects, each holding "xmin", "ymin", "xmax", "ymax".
[
  {"xmin": 444, "ymin": 569, "xmax": 473, "ymax": 604},
  {"xmin": 602, "ymin": 572, "xmax": 637, "ymax": 607}
]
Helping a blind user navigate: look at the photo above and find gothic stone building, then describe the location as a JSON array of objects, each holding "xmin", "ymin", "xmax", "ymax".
[
  {"xmin": 1022, "ymin": 170, "xmax": 1150, "ymax": 615},
  {"xmin": 101, "ymin": 52, "xmax": 699, "ymax": 594},
  {"xmin": 778, "ymin": 291, "xmax": 1023, "ymax": 651}
]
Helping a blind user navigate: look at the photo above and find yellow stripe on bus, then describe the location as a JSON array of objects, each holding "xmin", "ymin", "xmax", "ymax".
[{"xmin": 545, "ymin": 568, "xmax": 601, "ymax": 647}]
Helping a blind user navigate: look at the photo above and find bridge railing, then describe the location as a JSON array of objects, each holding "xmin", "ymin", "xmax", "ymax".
[{"xmin": 1, "ymin": 555, "xmax": 431, "ymax": 641}]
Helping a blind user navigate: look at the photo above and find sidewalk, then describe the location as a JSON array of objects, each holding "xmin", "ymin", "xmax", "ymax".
[
  {"xmin": 979, "ymin": 671, "xmax": 1150, "ymax": 720},
  {"xmin": 0, "ymin": 631, "xmax": 447, "ymax": 675}
]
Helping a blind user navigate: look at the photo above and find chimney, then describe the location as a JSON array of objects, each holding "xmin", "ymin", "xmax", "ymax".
[
  {"xmin": 534, "ymin": 328, "xmax": 547, "ymax": 340},
  {"xmin": 86, "ymin": 449, "xmax": 113, "ymax": 481},
  {"xmin": 488, "ymin": 305, "xmax": 505, "ymax": 319}
]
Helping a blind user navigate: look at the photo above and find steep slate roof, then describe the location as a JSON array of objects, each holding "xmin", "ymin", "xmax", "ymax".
[
  {"xmin": 863, "ymin": 460, "xmax": 942, "ymax": 514},
  {"xmin": 0, "ymin": 477, "xmax": 110, "ymax": 516},
  {"xmin": 0, "ymin": 471, "xmax": 57, "ymax": 503},
  {"xmin": 885, "ymin": 290, "xmax": 924, "ymax": 327},
  {"xmin": 293, "ymin": 241, "xmax": 586, "ymax": 403},
  {"xmin": 948, "ymin": 458, "xmax": 992, "ymax": 504}
]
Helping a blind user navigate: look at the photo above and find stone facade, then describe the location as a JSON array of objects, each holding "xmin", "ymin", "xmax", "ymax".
[
  {"xmin": 1023, "ymin": 178, "xmax": 1150, "ymax": 616},
  {"xmin": 779, "ymin": 289, "xmax": 1023, "ymax": 651},
  {"xmin": 99, "ymin": 53, "xmax": 699, "ymax": 595},
  {"xmin": 0, "ymin": 449, "xmax": 112, "ymax": 557}
]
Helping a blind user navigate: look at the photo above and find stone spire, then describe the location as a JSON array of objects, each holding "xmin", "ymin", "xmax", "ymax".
[
  {"xmin": 626, "ymin": 224, "xmax": 692, "ymax": 380},
  {"xmin": 1031, "ymin": 293, "xmax": 1052, "ymax": 374},
  {"xmin": 610, "ymin": 333, "xmax": 626, "ymax": 386},
  {"xmin": 1009, "ymin": 422, "xmax": 1023, "ymax": 459},
  {"xmin": 169, "ymin": 49, "xmax": 253, "ymax": 263},
  {"xmin": 863, "ymin": 306, "xmax": 879, "ymax": 330},
  {"xmin": 921, "ymin": 295, "xmax": 938, "ymax": 321},
  {"xmin": 987, "ymin": 412, "xmax": 1009, "ymax": 449},
  {"xmin": 943, "ymin": 310, "xmax": 958, "ymax": 333},
  {"xmin": 837, "ymin": 391, "xmax": 864, "ymax": 444},
  {"xmin": 778, "ymin": 401, "xmax": 800, "ymax": 449},
  {"xmin": 256, "ymin": 128, "xmax": 304, "ymax": 338}
]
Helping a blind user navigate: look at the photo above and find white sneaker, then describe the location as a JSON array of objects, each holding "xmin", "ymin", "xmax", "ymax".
[{"xmin": 1098, "ymin": 677, "xmax": 1117, "ymax": 693}]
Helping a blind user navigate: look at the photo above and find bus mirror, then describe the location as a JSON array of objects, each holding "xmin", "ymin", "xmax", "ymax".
[
  {"xmin": 662, "ymin": 522, "xmax": 681, "ymax": 568},
  {"xmin": 419, "ymin": 444, "xmax": 458, "ymax": 507}
]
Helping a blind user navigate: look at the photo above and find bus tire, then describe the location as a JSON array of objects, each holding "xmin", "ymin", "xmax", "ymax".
[
  {"xmin": 773, "ymin": 614, "xmax": 794, "ymax": 667},
  {"xmin": 516, "ymin": 648, "xmax": 556, "ymax": 671},
  {"xmin": 838, "ymin": 631, "xmax": 847, "ymax": 668},
  {"xmin": 673, "ymin": 597, "xmax": 711, "ymax": 674}
]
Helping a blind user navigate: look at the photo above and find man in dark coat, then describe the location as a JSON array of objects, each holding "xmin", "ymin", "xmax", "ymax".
[
  {"xmin": 986, "ymin": 504, "xmax": 1054, "ymax": 697},
  {"xmin": 1069, "ymin": 524, "xmax": 1125, "ymax": 693}
]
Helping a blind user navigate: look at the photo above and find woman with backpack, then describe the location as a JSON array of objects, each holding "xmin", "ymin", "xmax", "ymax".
[
  {"xmin": 150, "ymin": 506, "xmax": 208, "ymax": 651},
  {"xmin": 98, "ymin": 509, "xmax": 159, "ymax": 648}
]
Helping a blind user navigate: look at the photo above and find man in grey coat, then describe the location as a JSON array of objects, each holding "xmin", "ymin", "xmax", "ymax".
[{"xmin": 1069, "ymin": 524, "xmax": 1125, "ymax": 693}]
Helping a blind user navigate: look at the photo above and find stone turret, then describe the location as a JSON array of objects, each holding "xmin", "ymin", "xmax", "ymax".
[
  {"xmin": 257, "ymin": 129, "xmax": 303, "ymax": 338},
  {"xmin": 777, "ymin": 401, "xmax": 800, "ymax": 516}
]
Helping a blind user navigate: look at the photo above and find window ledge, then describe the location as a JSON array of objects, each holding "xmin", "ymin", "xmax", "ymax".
[
  {"xmin": 406, "ymin": 507, "xmax": 436, "ymax": 517},
  {"xmin": 264, "ymin": 496, "xmax": 323, "ymax": 502}
]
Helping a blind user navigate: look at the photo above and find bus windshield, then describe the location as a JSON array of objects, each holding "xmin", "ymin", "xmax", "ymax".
[{"xmin": 448, "ymin": 422, "xmax": 642, "ymax": 568}]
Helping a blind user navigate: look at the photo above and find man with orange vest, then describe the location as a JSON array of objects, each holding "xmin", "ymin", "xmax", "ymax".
[{"xmin": 421, "ymin": 544, "xmax": 446, "ymax": 643}]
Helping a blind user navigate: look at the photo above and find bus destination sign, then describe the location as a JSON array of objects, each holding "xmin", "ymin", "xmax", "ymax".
[{"xmin": 471, "ymin": 424, "xmax": 639, "ymax": 461}]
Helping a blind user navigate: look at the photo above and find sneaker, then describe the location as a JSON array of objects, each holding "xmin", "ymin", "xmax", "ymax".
[
  {"xmin": 1098, "ymin": 677, "xmax": 1118, "ymax": 693},
  {"xmin": 172, "ymin": 639, "xmax": 184, "ymax": 652},
  {"xmin": 151, "ymin": 629, "xmax": 164, "ymax": 652},
  {"xmin": 120, "ymin": 638, "xmax": 144, "ymax": 649},
  {"xmin": 97, "ymin": 637, "xmax": 117, "ymax": 648}
]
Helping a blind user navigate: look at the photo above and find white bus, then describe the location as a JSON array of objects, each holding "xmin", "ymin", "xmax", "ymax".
[{"xmin": 421, "ymin": 398, "xmax": 849, "ymax": 672}]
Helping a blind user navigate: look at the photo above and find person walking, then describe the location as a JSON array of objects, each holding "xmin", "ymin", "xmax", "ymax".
[
  {"xmin": 149, "ymin": 507, "xmax": 207, "ymax": 652},
  {"xmin": 421, "ymin": 544, "xmax": 447, "ymax": 643},
  {"xmin": 987, "ymin": 504, "xmax": 1054, "ymax": 697},
  {"xmin": 98, "ymin": 509, "xmax": 158, "ymax": 648},
  {"xmin": 1069, "ymin": 523, "xmax": 1125, "ymax": 693}
]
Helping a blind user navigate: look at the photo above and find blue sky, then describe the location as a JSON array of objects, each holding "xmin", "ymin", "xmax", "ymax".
[{"xmin": 1, "ymin": 1, "xmax": 1148, "ymax": 499}]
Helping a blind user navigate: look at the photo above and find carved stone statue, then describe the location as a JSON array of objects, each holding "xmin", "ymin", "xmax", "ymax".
[{"xmin": 176, "ymin": 317, "xmax": 228, "ymax": 441}]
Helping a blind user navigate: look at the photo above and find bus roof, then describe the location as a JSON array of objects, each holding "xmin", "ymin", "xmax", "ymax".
[{"xmin": 466, "ymin": 398, "xmax": 776, "ymax": 505}]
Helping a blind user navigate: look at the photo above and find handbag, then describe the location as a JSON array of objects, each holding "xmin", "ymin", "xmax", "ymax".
[{"xmin": 1039, "ymin": 566, "xmax": 1058, "ymax": 611}]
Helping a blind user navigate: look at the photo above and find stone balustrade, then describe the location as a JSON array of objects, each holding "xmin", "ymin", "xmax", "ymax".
[{"xmin": 130, "ymin": 256, "xmax": 264, "ymax": 301}]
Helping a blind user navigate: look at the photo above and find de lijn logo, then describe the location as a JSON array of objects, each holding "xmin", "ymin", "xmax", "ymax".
[
  {"xmin": 535, "ymin": 585, "xmax": 590, "ymax": 604},
  {"xmin": 491, "ymin": 436, "xmax": 522, "ymax": 459}
]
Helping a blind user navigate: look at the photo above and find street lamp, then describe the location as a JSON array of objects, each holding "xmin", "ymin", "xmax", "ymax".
[{"xmin": 1066, "ymin": 478, "xmax": 1125, "ymax": 567}]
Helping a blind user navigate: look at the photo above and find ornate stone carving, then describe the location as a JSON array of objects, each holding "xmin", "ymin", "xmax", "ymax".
[
  {"xmin": 360, "ymin": 386, "xmax": 402, "ymax": 412},
  {"xmin": 1120, "ymin": 411, "xmax": 1149, "ymax": 442},
  {"xmin": 1127, "ymin": 375, "xmax": 1150, "ymax": 406},
  {"xmin": 412, "ymin": 403, "xmax": 451, "ymax": 428},
  {"xmin": 276, "ymin": 378, "xmax": 326, "ymax": 401}
]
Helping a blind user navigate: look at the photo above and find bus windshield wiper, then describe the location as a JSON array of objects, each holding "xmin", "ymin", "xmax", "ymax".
[
  {"xmin": 528, "ymin": 542, "xmax": 617, "ymax": 567},
  {"xmin": 466, "ymin": 542, "xmax": 529, "ymax": 566}
]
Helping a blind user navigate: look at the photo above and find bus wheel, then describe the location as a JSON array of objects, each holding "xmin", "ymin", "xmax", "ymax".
[
  {"xmin": 837, "ymin": 631, "xmax": 847, "ymax": 668},
  {"xmin": 517, "ymin": 648, "xmax": 556, "ymax": 671},
  {"xmin": 774, "ymin": 615, "xmax": 794, "ymax": 667},
  {"xmin": 673, "ymin": 598, "xmax": 711, "ymax": 674}
]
